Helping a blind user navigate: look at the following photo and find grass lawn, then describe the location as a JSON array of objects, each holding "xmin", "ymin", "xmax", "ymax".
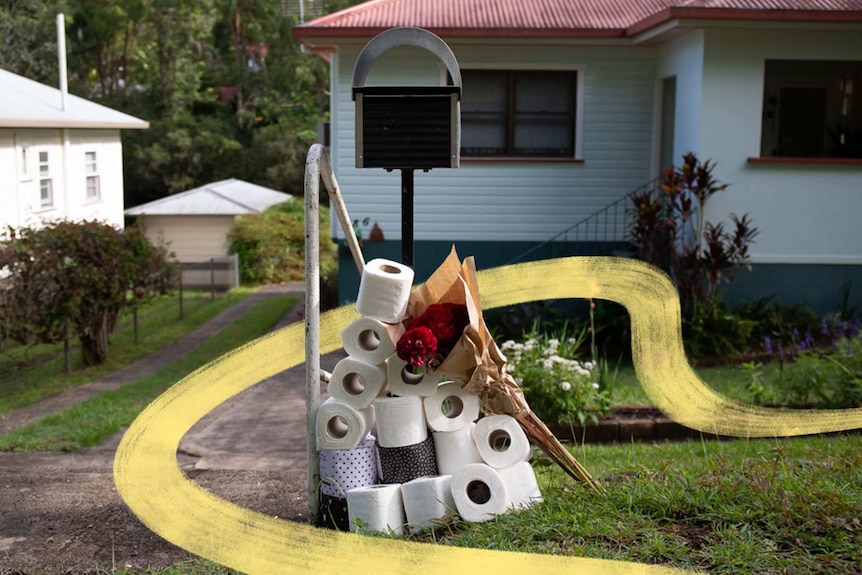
[
  {"xmin": 0, "ymin": 293, "xmax": 298, "ymax": 452},
  {"xmin": 3, "ymin": 297, "xmax": 858, "ymax": 573},
  {"xmin": 74, "ymin": 434, "xmax": 862, "ymax": 575},
  {"xmin": 406, "ymin": 434, "xmax": 862, "ymax": 574},
  {"xmin": 607, "ymin": 361, "xmax": 786, "ymax": 407},
  {"xmin": 0, "ymin": 289, "xmax": 257, "ymax": 417}
]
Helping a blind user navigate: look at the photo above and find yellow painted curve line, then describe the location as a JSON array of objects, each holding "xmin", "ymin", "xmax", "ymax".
[
  {"xmin": 479, "ymin": 257, "xmax": 862, "ymax": 437},
  {"xmin": 114, "ymin": 257, "xmax": 862, "ymax": 575}
]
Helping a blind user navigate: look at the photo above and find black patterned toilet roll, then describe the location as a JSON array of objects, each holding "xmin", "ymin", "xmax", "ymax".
[
  {"xmin": 376, "ymin": 433, "xmax": 439, "ymax": 484},
  {"xmin": 318, "ymin": 493, "xmax": 350, "ymax": 531}
]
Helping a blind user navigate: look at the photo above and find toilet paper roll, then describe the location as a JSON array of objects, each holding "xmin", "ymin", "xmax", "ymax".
[
  {"xmin": 376, "ymin": 434, "xmax": 439, "ymax": 484},
  {"xmin": 498, "ymin": 461, "xmax": 543, "ymax": 510},
  {"xmin": 318, "ymin": 434, "xmax": 378, "ymax": 498},
  {"xmin": 472, "ymin": 414, "xmax": 532, "ymax": 469},
  {"xmin": 341, "ymin": 317, "xmax": 403, "ymax": 365},
  {"xmin": 450, "ymin": 463, "xmax": 508, "ymax": 523},
  {"xmin": 424, "ymin": 382, "xmax": 480, "ymax": 432},
  {"xmin": 346, "ymin": 484, "xmax": 406, "ymax": 535},
  {"xmin": 400, "ymin": 475, "xmax": 456, "ymax": 532},
  {"xmin": 433, "ymin": 423, "xmax": 484, "ymax": 475},
  {"xmin": 386, "ymin": 355, "xmax": 440, "ymax": 397},
  {"xmin": 328, "ymin": 356, "xmax": 388, "ymax": 409},
  {"xmin": 318, "ymin": 493, "xmax": 350, "ymax": 531},
  {"xmin": 316, "ymin": 397, "xmax": 375, "ymax": 451},
  {"xmin": 374, "ymin": 395, "xmax": 428, "ymax": 448},
  {"xmin": 355, "ymin": 259, "xmax": 414, "ymax": 324}
]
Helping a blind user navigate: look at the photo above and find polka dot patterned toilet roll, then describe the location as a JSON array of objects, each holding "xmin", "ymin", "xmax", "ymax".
[{"xmin": 318, "ymin": 434, "xmax": 378, "ymax": 498}]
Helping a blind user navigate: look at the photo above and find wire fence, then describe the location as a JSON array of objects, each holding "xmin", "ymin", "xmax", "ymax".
[
  {"xmin": 178, "ymin": 254, "xmax": 240, "ymax": 298},
  {"xmin": 1, "ymin": 286, "xmax": 235, "ymax": 375}
]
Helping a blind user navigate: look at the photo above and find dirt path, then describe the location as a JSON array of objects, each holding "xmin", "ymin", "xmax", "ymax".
[{"xmin": 0, "ymin": 286, "xmax": 346, "ymax": 574}]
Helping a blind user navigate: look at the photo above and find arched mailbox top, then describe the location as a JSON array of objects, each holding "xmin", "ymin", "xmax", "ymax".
[{"xmin": 352, "ymin": 27, "xmax": 462, "ymax": 91}]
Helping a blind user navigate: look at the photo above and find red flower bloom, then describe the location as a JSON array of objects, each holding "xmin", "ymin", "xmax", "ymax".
[
  {"xmin": 396, "ymin": 326, "xmax": 438, "ymax": 368},
  {"xmin": 411, "ymin": 303, "xmax": 469, "ymax": 350},
  {"xmin": 396, "ymin": 303, "xmax": 469, "ymax": 371}
]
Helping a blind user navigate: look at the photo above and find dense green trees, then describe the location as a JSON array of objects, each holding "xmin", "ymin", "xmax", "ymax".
[{"xmin": 0, "ymin": 0, "xmax": 362, "ymax": 206}]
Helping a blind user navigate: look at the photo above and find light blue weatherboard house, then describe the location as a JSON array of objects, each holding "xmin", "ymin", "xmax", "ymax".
[{"xmin": 293, "ymin": 0, "xmax": 862, "ymax": 313}]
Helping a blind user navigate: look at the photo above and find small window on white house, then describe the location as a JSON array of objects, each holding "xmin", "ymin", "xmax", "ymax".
[
  {"xmin": 85, "ymin": 151, "xmax": 100, "ymax": 200},
  {"xmin": 38, "ymin": 150, "xmax": 53, "ymax": 207},
  {"xmin": 761, "ymin": 60, "xmax": 862, "ymax": 159},
  {"xmin": 460, "ymin": 70, "xmax": 578, "ymax": 158}
]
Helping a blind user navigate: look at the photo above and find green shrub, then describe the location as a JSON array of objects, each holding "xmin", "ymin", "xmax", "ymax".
[
  {"xmin": 228, "ymin": 198, "xmax": 337, "ymax": 286},
  {"xmin": 684, "ymin": 298, "xmax": 755, "ymax": 357},
  {"xmin": 772, "ymin": 333, "xmax": 862, "ymax": 408},
  {"xmin": 0, "ymin": 221, "xmax": 176, "ymax": 365},
  {"xmin": 502, "ymin": 324, "xmax": 612, "ymax": 426}
]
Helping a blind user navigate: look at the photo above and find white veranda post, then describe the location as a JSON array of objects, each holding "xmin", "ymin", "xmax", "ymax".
[{"xmin": 303, "ymin": 144, "xmax": 365, "ymax": 525}]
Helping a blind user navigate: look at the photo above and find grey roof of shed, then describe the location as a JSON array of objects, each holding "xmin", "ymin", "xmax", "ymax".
[
  {"xmin": 124, "ymin": 179, "xmax": 294, "ymax": 216},
  {"xmin": 0, "ymin": 68, "xmax": 148, "ymax": 129}
]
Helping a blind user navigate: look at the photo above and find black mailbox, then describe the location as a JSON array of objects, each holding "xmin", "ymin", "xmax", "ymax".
[{"xmin": 352, "ymin": 28, "xmax": 461, "ymax": 170}]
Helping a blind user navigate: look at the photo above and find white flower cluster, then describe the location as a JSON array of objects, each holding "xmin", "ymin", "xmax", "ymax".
[{"xmin": 502, "ymin": 337, "xmax": 598, "ymax": 393}]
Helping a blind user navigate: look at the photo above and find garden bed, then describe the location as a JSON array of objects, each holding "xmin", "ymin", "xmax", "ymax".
[{"xmin": 547, "ymin": 405, "xmax": 860, "ymax": 444}]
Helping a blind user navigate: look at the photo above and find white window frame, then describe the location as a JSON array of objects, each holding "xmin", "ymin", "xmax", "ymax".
[
  {"xmin": 455, "ymin": 62, "xmax": 586, "ymax": 161},
  {"xmin": 85, "ymin": 151, "xmax": 101, "ymax": 200},
  {"xmin": 38, "ymin": 150, "xmax": 53, "ymax": 208}
]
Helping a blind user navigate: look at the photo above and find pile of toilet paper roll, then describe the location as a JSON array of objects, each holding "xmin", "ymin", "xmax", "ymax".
[{"xmin": 315, "ymin": 258, "xmax": 543, "ymax": 534}]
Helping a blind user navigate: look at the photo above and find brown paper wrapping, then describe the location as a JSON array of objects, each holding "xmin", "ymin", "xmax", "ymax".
[
  {"xmin": 400, "ymin": 247, "xmax": 602, "ymax": 493},
  {"xmin": 403, "ymin": 248, "xmax": 525, "ymax": 416}
]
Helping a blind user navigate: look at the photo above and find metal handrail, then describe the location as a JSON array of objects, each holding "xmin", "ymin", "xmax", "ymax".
[
  {"xmin": 303, "ymin": 144, "xmax": 365, "ymax": 526},
  {"xmin": 505, "ymin": 176, "xmax": 662, "ymax": 266}
]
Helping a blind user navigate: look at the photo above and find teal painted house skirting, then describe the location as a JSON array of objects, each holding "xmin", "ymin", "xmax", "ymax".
[
  {"xmin": 723, "ymin": 264, "xmax": 862, "ymax": 316},
  {"xmin": 338, "ymin": 242, "xmax": 862, "ymax": 317},
  {"xmin": 337, "ymin": 240, "xmax": 632, "ymax": 306}
]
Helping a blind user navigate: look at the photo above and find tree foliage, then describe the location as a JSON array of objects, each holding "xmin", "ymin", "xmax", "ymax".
[
  {"xmin": 0, "ymin": 0, "xmax": 366, "ymax": 206},
  {"xmin": 0, "ymin": 221, "xmax": 176, "ymax": 366},
  {"xmin": 0, "ymin": 0, "xmax": 71, "ymax": 84}
]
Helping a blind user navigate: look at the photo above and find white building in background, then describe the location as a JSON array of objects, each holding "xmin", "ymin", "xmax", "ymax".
[
  {"xmin": 0, "ymin": 68, "xmax": 148, "ymax": 232},
  {"xmin": 124, "ymin": 179, "xmax": 293, "ymax": 264}
]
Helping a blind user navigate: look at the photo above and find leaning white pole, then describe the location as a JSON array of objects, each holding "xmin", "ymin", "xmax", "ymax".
[
  {"xmin": 304, "ymin": 144, "xmax": 364, "ymax": 526},
  {"xmin": 320, "ymin": 150, "xmax": 366, "ymax": 273},
  {"xmin": 304, "ymin": 147, "xmax": 322, "ymax": 526}
]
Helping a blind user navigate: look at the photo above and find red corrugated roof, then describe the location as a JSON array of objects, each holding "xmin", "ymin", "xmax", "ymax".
[{"xmin": 293, "ymin": 0, "xmax": 862, "ymax": 40}]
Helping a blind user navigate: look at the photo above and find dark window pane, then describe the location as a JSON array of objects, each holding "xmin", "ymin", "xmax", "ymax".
[
  {"xmin": 514, "ymin": 72, "xmax": 575, "ymax": 156},
  {"xmin": 761, "ymin": 60, "xmax": 862, "ymax": 159},
  {"xmin": 461, "ymin": 70, "xmax": 508, "ymax": 155}
]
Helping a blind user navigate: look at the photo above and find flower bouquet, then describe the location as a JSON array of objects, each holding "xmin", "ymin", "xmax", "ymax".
[{"xmin": 396, "ymin": 247, "xmax": 603, "ymax": 494}]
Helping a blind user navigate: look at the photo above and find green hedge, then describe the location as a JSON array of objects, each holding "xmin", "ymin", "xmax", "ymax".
[{"xmin": 228, "ymin": 198, "xmax": 337, "ymax": 287}]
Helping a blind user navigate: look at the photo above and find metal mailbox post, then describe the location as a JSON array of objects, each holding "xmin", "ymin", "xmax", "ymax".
[
  {"xmin": 305, "ymin": 27, "xmax": 461, "ymax": 527},
  {"xmin": 352, "ymin": 27, "xmax": 462, "ymax": 267}
]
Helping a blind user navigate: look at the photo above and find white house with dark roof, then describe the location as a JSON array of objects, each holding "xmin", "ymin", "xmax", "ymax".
[
  {"xmin": 0, "ymin": 68, "xmax": 148, "ymax": 231},
  {"xmin": 124, "ymin": 179, "xmax": 293, "ymax": 264},
  {"xmin": 293, "ymin": 0, "xmax": 862, "ymax": 312}
]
